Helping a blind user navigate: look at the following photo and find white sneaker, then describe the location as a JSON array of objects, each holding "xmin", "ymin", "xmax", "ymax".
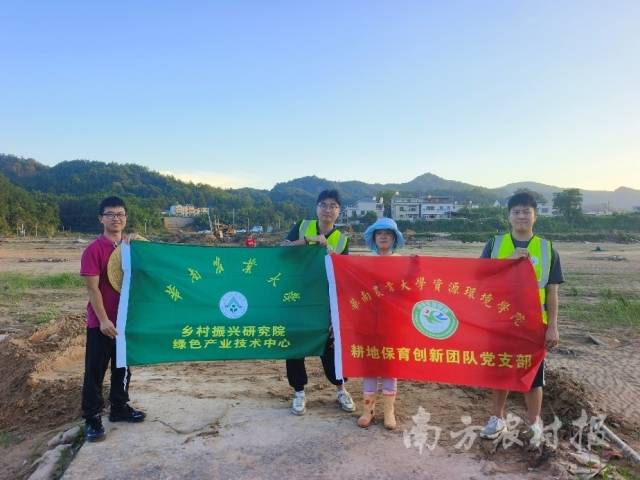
[
  {"xmin": 291, "ymin": 391, "xmax": 306, "ymax": 416},
  {"xmin": 336, "ymin": 388, "xmax": 356, "ymax": 412},
  {"xmin": 480, "ymin": 415, "xmax": 507, "ymax": 439},
  {"xmin": 527, "ymin": 421, "xmax": 544, "ymax": 449}
]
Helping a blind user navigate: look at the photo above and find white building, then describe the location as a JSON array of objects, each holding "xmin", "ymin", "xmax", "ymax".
[
  {"xmin": 391, "ymin": 195, "xmax": 463, "ymax": 221},
  {"xmin": 536, "ymin": 203, "xmax": 554, "ymax": 216},
  {"xmin": 342, "ymin": 197, "xmax": 384, "ymax": 221},
  {"xmin": 169, "ymin": 204, "xmax": 210, "ymax": 217},
  {"xmin": 583, "ymin": 203, "xmax": 614, "ymax": 216},
  {"xmin": 419, "ymin": 196, "xmax": 456, "ymax": 220},
  {"xmin": 390, "ymin": 196, "xmax": 422, "ymax": 221}
]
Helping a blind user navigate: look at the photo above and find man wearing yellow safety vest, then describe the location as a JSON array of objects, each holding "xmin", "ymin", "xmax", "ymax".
[
  {"xmin": 281, "ymin": 189, "xmax": 355, "ymax": 416},
  {"xmin": 478, "ymin": 192, "xmax": 564, "ymax": 448}
]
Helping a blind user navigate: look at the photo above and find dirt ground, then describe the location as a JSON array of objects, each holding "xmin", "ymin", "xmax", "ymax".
[
  {"xmin": 1, "ymin": 238, "xmax": 639, "ymax": 479},
  {"xmin": 0, "ymin": 238, "xmax": 87, "ymax": 333}
]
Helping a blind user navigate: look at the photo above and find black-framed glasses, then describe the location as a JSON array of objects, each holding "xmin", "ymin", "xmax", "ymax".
[
  {"xmin": 101, "ymin": 212, "xmax": 127, "ymax": 219},
  {"xmin": 317, "ymin": 202, "xmax": 340, "ymax": 210}
]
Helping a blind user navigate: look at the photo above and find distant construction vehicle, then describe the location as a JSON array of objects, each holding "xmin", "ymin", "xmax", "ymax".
[{"xmin": 207, "ymin": 211, "xmax": 236, "ymax": 240}]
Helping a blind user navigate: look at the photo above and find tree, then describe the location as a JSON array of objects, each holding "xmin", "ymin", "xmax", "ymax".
[
  {"xmin": 192, "ymin": 213, "xmax": 211, "ymax": 231},
  {"xmin": 376, "ymin": 190, "xmax": 397, "ymax": 217},
  {"xmin": 553, "ymin": 188, "xmax": 583, "ymax": 221},
  {"xmin": 360, "ymin": 211, "xmax": 378, "ymax": 226}
]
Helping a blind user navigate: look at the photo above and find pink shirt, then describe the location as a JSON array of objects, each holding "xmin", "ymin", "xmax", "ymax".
[{"xmin": 80, "ymin": 235, "xmax": 120, "ymax": 329}]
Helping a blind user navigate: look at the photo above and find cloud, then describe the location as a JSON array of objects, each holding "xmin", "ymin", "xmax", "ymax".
[{"xmin": 160, "ymin": 170, "xmax": 271, "ymax": 190}]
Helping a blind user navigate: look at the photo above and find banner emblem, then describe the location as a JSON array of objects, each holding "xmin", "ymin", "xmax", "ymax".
[
  {"xmin": 219, "ymin": 291, "xmax": 248, "ymax": 319},
  {"xmin": 412, "ymin": 300, "xmax": 458, "ymax": 340}
]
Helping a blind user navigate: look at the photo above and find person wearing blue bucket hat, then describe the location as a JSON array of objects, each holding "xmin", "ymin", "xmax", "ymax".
[
  {"xmin": 358, "ymin": 217, "xmax": 404, "ymax": 430},
  {"xmin": 363, "ymin": 217, "xmax": 405, "ymax": 254}
]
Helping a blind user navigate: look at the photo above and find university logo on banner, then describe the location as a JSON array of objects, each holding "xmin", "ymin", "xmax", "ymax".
[
  {"xmin": 326, "ymin": 255, "xmax": 546, "ymax": 392},
  {"xmin": 412, "ymin": 300, "xmax": 459, "ymax": 340},
  {"xmin": 219, "ymin": 291, "xmax": 249, "ymax": 319}
]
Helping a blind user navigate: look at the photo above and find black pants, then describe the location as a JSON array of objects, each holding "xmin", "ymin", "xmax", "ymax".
[
  {"xmin": 531, "ymin": 360, "xmax": 545, "ymax": 389},
  {"xmin": 81, "ymin": 327, "xmax": 131, "ymax": 419},
  {"xmin": 286, "ymin": 337, "xmax": 346, "ymax": 392}
]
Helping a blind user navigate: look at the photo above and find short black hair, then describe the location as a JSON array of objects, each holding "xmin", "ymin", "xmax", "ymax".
[
  {"xmin": 507, "ymin": 192, "xmax": 537, "ymax": 211},
  {"xmin": 99, "ymin": 196, "xmax": 127, "ymax": 215},
  {"xmin": 316, "ymin": 189, "xmax": 341, "ymax": 206}
]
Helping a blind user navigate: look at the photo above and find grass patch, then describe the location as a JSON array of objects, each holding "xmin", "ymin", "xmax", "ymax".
[
  {"xmin": 562, "ymin": 272, "xmax": 640, "ymax": 326},
  {"xmin": 562, "ymin": 273, "xmax": 639, "ymax": 298},
  {"xmin": 600, "ymin": 464, "xmax": 640, "ymax": 480},
  {"xmin": 24, "ymin": 308, "xmax": 60, "ymax": 325},
  {"xmin": 563, "ymin": 292, "xmax": 640, "ymax": 326},
  {"xmin": 0, "ymin": 272, "xmax": 84, "ymax": 290},
  {"xmin": 0, "ymin": 273, "xmax": 84, "ymax": 301},
  {"xmin": 0, "ymin": 430, "xmax": 18, "ymax": 447},
  {"xmin": 51, "ymin": 425, "xmax": 85, "ymax": 480}
]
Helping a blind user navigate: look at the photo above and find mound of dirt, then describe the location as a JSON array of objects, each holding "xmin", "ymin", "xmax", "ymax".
[
  {"xmin": 544, "ymin": 368, "xmax": 595, "ymax": 423},
  {"xmin": 544, "ymin": 368, "xmax": 640, "ymax": 452},
  {"xmin": 0, "ymin": 314, "xmax": 85, "ymax": 433}
]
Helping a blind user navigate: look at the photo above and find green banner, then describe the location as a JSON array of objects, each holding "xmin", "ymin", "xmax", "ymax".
[{"xmin": 116, "ymin": 241, "xmax": 330, "ymax": 367}]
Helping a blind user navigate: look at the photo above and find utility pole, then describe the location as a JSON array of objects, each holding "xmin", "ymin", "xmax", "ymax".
[{"xmin": 207, "ymin": 208, "xmax": 213, "ymax": 232}]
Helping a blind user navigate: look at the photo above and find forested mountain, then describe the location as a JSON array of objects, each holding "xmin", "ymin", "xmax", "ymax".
[
  {"xmin": 273, "ymin": 174, "xmax": 640, "ymax": 209},
  {"xmin": 1, "ymin": 153, "xmax": 639, "ymax": 235},
  {"xmin": 493, "ymin": 182, "xmax": 640, "ymax": 210},
  {"xmin": 0, "ymin": 154, "xmax": 305, "ymax": 233},
  {"xmin": 272, "ymin": 174, "xmax": 499, "ymax": 205},
  {"xmin": 0, "ymin": 172, "xmax": 59, "ymax": 235}
]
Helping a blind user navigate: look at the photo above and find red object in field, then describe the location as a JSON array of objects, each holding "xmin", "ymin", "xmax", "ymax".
[{"xmin": 245, "ymin": 236, "xmax": 257, "ymax": 248}]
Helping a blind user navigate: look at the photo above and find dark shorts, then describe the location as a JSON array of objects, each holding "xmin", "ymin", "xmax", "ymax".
[{"xmin": 531, "ymin": 360, "xmax": 545, "ymax": 389}]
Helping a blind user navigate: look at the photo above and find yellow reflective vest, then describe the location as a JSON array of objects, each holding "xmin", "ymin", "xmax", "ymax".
[
  {"xmin": 490, "ymin": 233, "xmax": 552, "ymax": 324},
  {"xmin": 298, "ymin": 220, "xmax": 348, "ymax": 254}
]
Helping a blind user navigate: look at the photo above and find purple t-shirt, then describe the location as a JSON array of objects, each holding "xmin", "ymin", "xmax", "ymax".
[{"xmin": 80, "ymin": 235, "xmax": 120, "ymax": 329}]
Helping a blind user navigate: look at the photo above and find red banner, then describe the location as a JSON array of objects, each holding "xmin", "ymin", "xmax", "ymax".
[{"xmin": 325, "ymin": 255, "xmax": 546, "ymax": 392}]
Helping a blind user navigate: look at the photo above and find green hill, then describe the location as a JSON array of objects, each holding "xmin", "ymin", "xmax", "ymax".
[
  {"xmin": 0, "ymin": 171, "xmax": 59, "ymax": 235},
  {"xmin": 0, "ymin": 154, "xmax": 305, "ymax": 233},
  {"xmin": 2, "ymin": 153, "xmax": 639, "ymax": 235}
]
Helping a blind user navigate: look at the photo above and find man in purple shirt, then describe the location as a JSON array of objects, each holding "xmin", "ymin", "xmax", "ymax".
[{"xmin": 80, "ymin": 196, "xmax": 145, "ymax": 442}]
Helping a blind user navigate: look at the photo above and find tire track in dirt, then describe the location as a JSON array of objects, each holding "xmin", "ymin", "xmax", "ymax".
[{"xmin": 547, "ymin": 334, "xmax": 640, "ymax": 446}]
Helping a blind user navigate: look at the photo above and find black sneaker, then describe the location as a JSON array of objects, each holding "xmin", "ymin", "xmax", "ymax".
[
  {"xmin": 85, "ymin": 415, "xmax": 106, "ymax": 442},
  {"xmin": 109, "ymin": 404, "xmax": 146, "ymax": 423}
]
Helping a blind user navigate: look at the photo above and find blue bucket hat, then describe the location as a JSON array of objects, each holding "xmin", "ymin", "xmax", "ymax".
[{"xmin": 363, "ymin": 217, "xmax": 405, "ymax": 252}]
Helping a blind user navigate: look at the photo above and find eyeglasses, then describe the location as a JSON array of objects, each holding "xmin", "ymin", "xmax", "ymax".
[
  {"xmin": 317, "ymin": 202, "xmax": 340, "ymax": 210},
  {"xmin": 101, "ymin": 212, "xmax": 127, "ymax": 219},
  {"xmin": 510, "ymin": 208, "xmax": 534, "ymax": 216}
]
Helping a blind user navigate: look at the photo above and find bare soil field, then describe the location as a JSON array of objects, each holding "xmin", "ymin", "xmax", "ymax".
[
  {"xmin": 0, "ymin": 238, "xmax": 87, "ymax": 333},
  {"xmin": 1, "ymin": 237, "xmax": 639, "ymax": 479}
]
